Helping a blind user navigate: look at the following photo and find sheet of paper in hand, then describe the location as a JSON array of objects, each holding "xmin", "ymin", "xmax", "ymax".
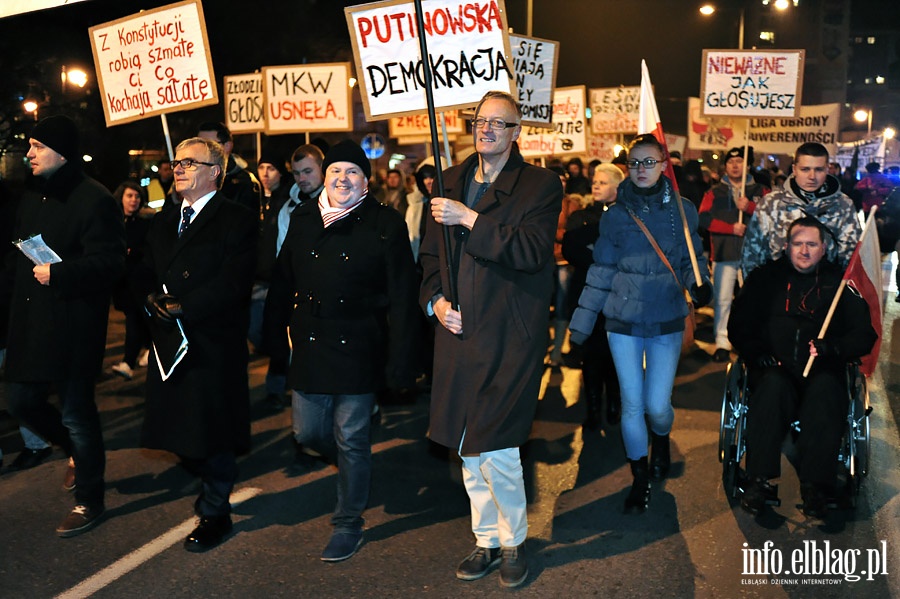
[{"xmin": 13, "ymin": 234, "xmax": 62, "ymax": 265}]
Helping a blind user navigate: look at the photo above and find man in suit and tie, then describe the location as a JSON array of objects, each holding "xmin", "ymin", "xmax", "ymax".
[{"xmin": 138, "ymin": 136, "xmax": 257, "ymax": 552}]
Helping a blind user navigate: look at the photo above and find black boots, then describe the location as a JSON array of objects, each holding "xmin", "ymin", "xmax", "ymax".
[
  {"xmin": 740, "ymin": 476, "xmax": 780, "ymax": 515},
  {"xmin": 625, "ymin": 457, "xmax": 651, "ymax": 513},
  {"xmin": 649, "ymin": 432, "xmax": 670, "ymax": 480}
]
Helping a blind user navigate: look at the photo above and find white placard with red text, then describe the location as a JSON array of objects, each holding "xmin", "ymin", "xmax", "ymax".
[
  {"xmin": 89, "ymin": 0, "xmax": 218, "ymax": 126},
  {"xmin": 589, "ymin": 86, "xmax": 640, "ymax": 135},
  {"xmin": 262, "ymin": 63, "xmax": 353, "ymax": 134},
  {"xmin": 700, "ymin": 49, "xmax": 804, "ymax": 118},
  {"xmin": 345, "ymin": 0, "xmax": 514, "ymax": 121},
  {"xmin": 389, "ymin": 110, "xmax": 463, "ymax": 138},
  {"xmin": 519, "ymin": 86, "xmax": 586, "ymax": 157}
]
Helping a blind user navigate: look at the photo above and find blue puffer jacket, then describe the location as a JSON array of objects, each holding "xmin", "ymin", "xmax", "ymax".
[{"xmin": 569, "ymin": 177, "xmax": 710, "ymax": 341}]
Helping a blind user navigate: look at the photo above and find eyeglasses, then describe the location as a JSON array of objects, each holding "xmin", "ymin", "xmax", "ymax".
[
  {"xmin": 626, "ymin": 158, "xmax": 663, "ymax": 170},
  {"xmin": 170, "ymin": 158, "xmax": 216, "ymax": 170},
  {"xmin": 472, "ymin": 117, "xmax": 519, "ymax": 131}
]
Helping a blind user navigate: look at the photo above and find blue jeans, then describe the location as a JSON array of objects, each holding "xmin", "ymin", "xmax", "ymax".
[
  {"xmin": 713, "ymin": 261, "xmax": 739, "ymax": 350},
  {"xmin": 292, "ymin": 391, "xmax": 375, "ymax": 533},
  {"xmin": 607, "ymin": 332, "xmax": 681, "ymax": 460},
  {"xmin": 6, "ymin": 380, "xmax": 105, "ymax": 509},
  {"xmin": 21, "ymin": 425, "xmax": 49, "ymax": 450}
]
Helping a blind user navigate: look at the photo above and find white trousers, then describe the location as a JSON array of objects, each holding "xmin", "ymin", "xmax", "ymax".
[{"xmin": 459, "ymin": 442, "xmax": 528, "ymax": 548}]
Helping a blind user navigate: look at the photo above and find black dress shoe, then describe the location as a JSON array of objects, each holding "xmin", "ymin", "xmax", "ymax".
[
  {"xmin": 9, "ymin": 447, "xmax": 53, "ymax": 471},
  {"xmin": 184, "ymin": 515, "xmax": 233, "ymax": 552},
  {"xmin": 712, "ymin": 348, "xmax": 731, "ymax": 363}
]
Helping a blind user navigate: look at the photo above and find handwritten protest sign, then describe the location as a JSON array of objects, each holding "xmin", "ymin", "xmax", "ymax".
[
  {"xmin": 519, "ymin": 86, "xmax": 586, "ymax": 158},
  {"xmin": 89, "ymin": 0, "xmax": 217, "ymax": 126},
  {"xmin": 224, "ymin": 73, "xmax": 264, "ymax": 134},
  {"xmin": 700, "ymin": 49, "xmax": 804, "ymax": 118},
  {"xmin": 389, "ymin": 110, "xmax": 463, "ymax": 140},
  {"xmin": 508, "ymin": 34, "xmax": 557, "ymax": 128},
  {"xmin": 589, "ymin": 86, "xmax": 640, "ymax": 135},
  {"xmin": 261, "ymin": 63, "xmax": 353, "ymax": 134},
  {"xmin": 688, "ymin": 97, "xmax": 838, "ymax": 155},
  {"xmin": 345, "ymin": 0, "xmax": 514, "ymax": 121},
  {"xmin": 586, "ymin": 132, "xmax": 619, "ymax": 162}
]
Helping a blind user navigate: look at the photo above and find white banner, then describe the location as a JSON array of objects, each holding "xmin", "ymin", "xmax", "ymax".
[
  {"xmin": 89, "ymin": 0, "xmax": 218, "ymax": 126},
  {"xmin": 687, "ymin": 98, "xmax": 839, "ymax": 156},
  {"xmin": 345, "ymin": 0, "xmax": 514, "ymax": 121},
  {"xmin": 508, "ymin": 34, "xmax": 558, "ymax": 128},
  {"xmin": 519, "ymin": 86, "xmax": 586, "ymax": 158},
  {"xmin": 586, "ymin": 132, "xmax": 619, "ymax": 162},
  {"xmin": 224, "ymin": 73, "xmax": 264, "ymax": 134},
  {"xmin": 700, "ymin": 49, "xmax": 804, "ymax": 118},
  {"xmin": 262, "ymin": 63, "xmax": 353, "ymax": 134},
  {"xmin": 589, "ymin": 86, "xmax": 640, "ymax": 135}
]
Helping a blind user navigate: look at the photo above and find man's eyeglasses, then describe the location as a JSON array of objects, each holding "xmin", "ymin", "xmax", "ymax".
[
  {"xmin": 170, "ymin": 158, "xmax": 216, "ymax": 170},
  {"xmin": 626, "ymin": 158, "xmax": 663, "ymax": 170},
  {"xmin": 472, "ymin": 117, "xmax": 519, "ymax": 131}
]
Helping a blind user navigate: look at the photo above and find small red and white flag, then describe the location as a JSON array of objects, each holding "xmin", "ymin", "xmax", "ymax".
[
  {"xmin": 843, "ymin": 208, "xmax": 883, "ymax": 376},
  {"xmin": 638, "ymin": 60, "xmax": 680, "ymax": 195}
]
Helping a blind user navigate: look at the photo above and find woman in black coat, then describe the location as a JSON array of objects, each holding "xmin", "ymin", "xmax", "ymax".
[{"xmin": 110, "ymin": 181, "xmax": 151, "ymax": 380}]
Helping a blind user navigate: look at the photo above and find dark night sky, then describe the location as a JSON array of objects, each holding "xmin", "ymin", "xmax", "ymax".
[{"xmin": 0, "ymin": 0, "xmax": 887, "ymax": 184}]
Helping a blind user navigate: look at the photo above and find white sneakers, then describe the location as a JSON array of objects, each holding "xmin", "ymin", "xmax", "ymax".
[{"xmin": 111, "ymin": 362, "xmax": 134, "ymax": 380}]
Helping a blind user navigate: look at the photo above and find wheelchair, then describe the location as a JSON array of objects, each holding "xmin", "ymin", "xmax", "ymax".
[{"xmin": 718, "ymin": 357, "xmax": 872, "ymax": 508}]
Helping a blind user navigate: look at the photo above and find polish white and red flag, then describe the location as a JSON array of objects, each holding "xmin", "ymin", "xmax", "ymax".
[
  {"xmin": 638, "ymin": 59, "xmax": 680, "ymax": 195},
  {"xmin": 843, "ymin": 208, "xmax": 883, "ymax": 376}
]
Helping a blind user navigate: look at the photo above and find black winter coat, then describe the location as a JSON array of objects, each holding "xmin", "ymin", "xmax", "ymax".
[
  {"xmin": 5, "ymin": 163, "xmax": 125, "ymax": 382},
  {"xmin": 268, "ymin": 195, "xmax": 419, "ymax": 394},
  {"xmin": 137, "ymin": 194, "xmax": 257, "ymax": 459},
  {"xmin": 728, "ymin": 257, "xmax": 876, "ymax": 377}
]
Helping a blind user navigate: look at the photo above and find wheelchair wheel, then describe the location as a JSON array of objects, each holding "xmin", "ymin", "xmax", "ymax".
[
  {"xmin": 719, "ymin": 360, "xmax": 748, "ymax": 499},
  {"xmin": 841, "ymin": 367, "xmax": 872, "ymax": 506}
]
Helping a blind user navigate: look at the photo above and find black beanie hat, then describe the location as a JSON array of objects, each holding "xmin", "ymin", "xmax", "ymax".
[
  {"xmin": 31, "ymin": 115, "xmax": 79, "ymax": 162},
  {"xmin": 725, "ymin": 146, "xmax": 753, "ymax": 165},
  {"xmin": 258, "ymin": 147, "xmax": 288, "ymax": 177},
  {"xmin": 322, "ymin": 139, "xmax": 371, "ymax": 179}
]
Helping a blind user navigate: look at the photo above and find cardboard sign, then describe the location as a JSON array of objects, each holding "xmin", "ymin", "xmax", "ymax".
[
  {"xmin": 345, "ymin": 0, "xmax": 514, "ymax": 121},
  {"xmin": 586, "ymin": 132, "xmax": 619, "ymax": 162},
  {"xmin": 261, "ymin": 63, "xmax": 353, "ymax": 134},
  {"xmin": 589, "ymin": 86, "xmax": 640, "ymax": 135},
  {"xmin": 519, "ymin": 86, "xmax": 586, "ymax": 157},
  {"xmin": 508, "ymin": 34, "xmax": 558, "ymax": 128},
  {"xmin": 89, "ymin": 0, "xmax": 218, "ymax": 126},
  {"xmin": 224, "ymin": 73, "xmax": 265, "ymax": 134},
  {"xmin": 700, "ymin": 49, "xmax": 804, "ymax": 118},
  {"xmin": 389, "ymin": 110, "xmax": 463, "ymax": 138},
  {"xmin": 688, "ymin": 97, "xmax": 839, "ymax": 156}
]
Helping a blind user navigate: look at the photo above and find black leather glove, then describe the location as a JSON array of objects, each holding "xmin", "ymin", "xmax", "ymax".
[
  {"xmin": 691, "ymin": 282, "xmax": 713, "ymax": 307},
  {"xmin": 811, "ymin": 339, "xmax": 840, "ymax": 359},
  {"xmin": 755, "ymin": 355, "xmax": 779, "ymax": 368},
  {"xmin": 144, "ymin": 293, "xmax": 183, "ymax": 324}
]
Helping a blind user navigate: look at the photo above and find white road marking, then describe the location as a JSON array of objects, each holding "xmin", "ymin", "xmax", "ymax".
[{"xmin": 55, "ymin": 487, "xmax": 262, "ymax": 599}]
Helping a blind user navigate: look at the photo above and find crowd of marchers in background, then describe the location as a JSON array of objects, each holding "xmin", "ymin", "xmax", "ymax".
[{"xmin": 0, "ymin": 99, "xmax": 887, "ymax": 588}]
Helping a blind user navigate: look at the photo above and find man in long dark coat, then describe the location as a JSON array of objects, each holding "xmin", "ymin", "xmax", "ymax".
[
  {"xmin": 138, "ymin": 137, "xmax": 257, "ymax": 552},
  {"xmin": 5, "ymin": 115, "xmax": 125, "ymax": 537},
  {"xmin": 419, "ymin": 91, "xmax": 562, "ymax": 588}
]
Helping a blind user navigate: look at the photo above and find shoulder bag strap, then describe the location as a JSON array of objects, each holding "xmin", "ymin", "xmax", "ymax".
[{"xmin": 628, "ymin": 209, "xmax": 682, "ymax": 289}]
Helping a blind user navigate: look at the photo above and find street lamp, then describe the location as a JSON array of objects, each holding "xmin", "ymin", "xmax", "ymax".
[
  {"xmin": 854, "ymin": 109, "xmax": 873, "ymax": 136},
  {"xmin": 885, "ymin": 127, "xmax": 896, "ymax": 140},
  {"xmin": 699, "ymin": 3, "xmax": 745, "ymax": 49},
  {"xmin": 23, "ymin": 100, "xmax": 38, "ymax": 120},
  {"xmin": 61, "ymin": 66, "xmax": 88, "ymax": 93}
]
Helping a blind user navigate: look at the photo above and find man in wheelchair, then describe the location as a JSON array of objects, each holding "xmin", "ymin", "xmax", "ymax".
[{"xmin": 728, "ymin": 216, "xmax": 877, "ymax": 518}]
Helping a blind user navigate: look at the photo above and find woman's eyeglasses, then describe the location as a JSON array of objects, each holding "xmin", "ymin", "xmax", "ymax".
[{"xmin": 626, "ymin": 158, "xmax": 663, "ymax": 170}]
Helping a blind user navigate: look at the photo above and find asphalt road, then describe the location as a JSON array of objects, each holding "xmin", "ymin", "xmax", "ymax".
[{"xmin": 1, "ymin": 296, "xmax": 899, "ymax": 599}]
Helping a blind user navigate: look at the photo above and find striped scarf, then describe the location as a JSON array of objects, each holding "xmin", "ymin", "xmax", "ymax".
[{"xmin": 318, "ymin": 190, "xmax": 366, "ymax": 228}]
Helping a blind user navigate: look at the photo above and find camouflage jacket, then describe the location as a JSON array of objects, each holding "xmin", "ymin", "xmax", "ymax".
[{"xmin": 742, "ymin": 174, "xmax": 860, "ymax": 275}]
